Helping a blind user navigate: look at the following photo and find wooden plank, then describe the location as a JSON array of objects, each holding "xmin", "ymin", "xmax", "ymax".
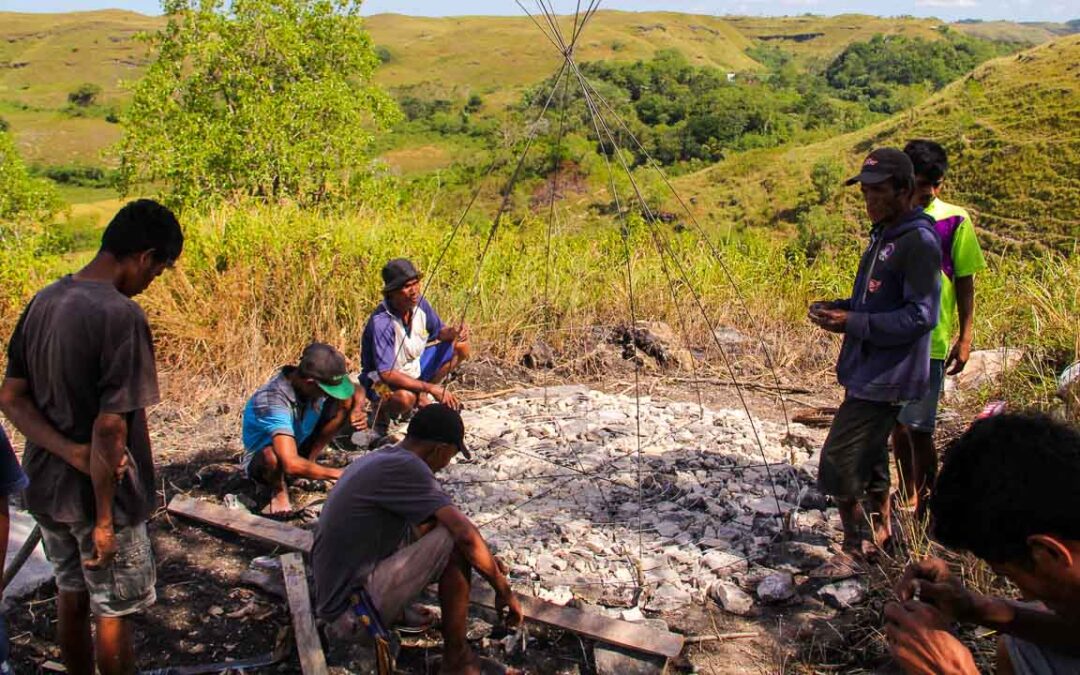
[
  {"xmin": 281, "ymin": 552, "xmax": 329, "ymax": 675},
  {"xmin": 470, "ymin": 587, "xmax": 684, "ymax": 659},
  {"xmin": 166, "ymin": 495, "xmax": 313, "ymax": 553}
]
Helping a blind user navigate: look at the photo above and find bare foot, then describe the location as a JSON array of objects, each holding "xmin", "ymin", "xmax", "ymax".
[{"xmin": 262, "ymin": 489, "xmax": 292, "ymax": 516}]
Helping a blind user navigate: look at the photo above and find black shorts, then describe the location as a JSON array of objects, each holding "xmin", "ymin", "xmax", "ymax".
[{"xmin": 817, "ymin": 397, "xmax": 901, "ymax": 499}]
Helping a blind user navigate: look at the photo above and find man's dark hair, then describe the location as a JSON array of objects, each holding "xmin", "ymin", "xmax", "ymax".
[
  {"xmin": 931, "ymin": 413, "xmax": 1080, "ymax": 564},
  {"xmin": 100, "ymin": 199, "xmax": 183, "ymax": 264},
  {"xmin": 904, "ymin": 139, "xmax": 948, "ymax": 187}
]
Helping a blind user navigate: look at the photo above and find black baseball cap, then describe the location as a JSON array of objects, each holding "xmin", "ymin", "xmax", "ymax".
[
  {"xmin": 298, "ymin": 343, "xmax": 355, "ymax": 400},
  {"xmin": 407, "ymin": 404, "xmax": 471, "ymax": 459},
  {"xmin": 382, "ymin": 258, "xmax": 421, "ymax": 293},
  {"xmin": 845, "ymin": 148, "xmax": 915, "ymax": 187}
]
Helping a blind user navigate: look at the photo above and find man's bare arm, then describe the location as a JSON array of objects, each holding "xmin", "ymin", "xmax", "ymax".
[
  {"xmin": 378, "ymin": 369, "xmax": 459, "ymax": 409},
  {"xmin": 271, "ymin": 433, "xmax": 342, "ymax": 481},
  {"xmin": 947, "ymin": 276, "xmax": 976, "ymax": 375},
  {"xmin": 0, "ymin": 377, "xmax": 90, "ymax": 474},
  {"xmin": 435, "ymin": 505, "xmax": 523, "ymax": 626},
  {"xmin": 84, "ymin": 412, "xmax": 128, "ymax": 569},
  {"xmin": 972, "ymin": 596, "xmax": 1080, "ymax": 655}
]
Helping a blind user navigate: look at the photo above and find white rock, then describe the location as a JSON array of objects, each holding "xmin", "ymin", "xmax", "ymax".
[
  {"xmin": 621, "ymin": 606, "xmax": 644, "ymax": 623},
  {"xmin": 819, "ymin": 579, "xmax": 866, "ymax": 608},
  {"xmin": 702, "ymin": 550, "xmax": 743, "ymax": 573},
  {"xmin": 645, "ymin": 583, "xmax": 692, "ymax": 612},
  {"xmin": 709, "ymin": 581, "xmax": 754, "ymax": 616},
  {"xmin": 756, "ymin": 572, "xmax": 796, "ymax": 603}
]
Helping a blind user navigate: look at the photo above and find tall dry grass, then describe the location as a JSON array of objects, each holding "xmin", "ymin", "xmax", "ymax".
[{"xmin": 2, "ymin": 202, "xmax": 1076, "ymax": 406}]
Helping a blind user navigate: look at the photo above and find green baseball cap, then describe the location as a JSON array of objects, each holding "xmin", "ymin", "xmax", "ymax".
[{"xmin": 298, "ymin": 343, "xmax": 356, "ymax": 400}]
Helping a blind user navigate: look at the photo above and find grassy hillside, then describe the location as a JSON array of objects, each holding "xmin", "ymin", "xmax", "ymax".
[
  {"xmin": 365, "ymin": 11, "xmax": 760, "ymax": 103},
  {"xmin": 954, "ymin": 20, "xmax": 1078, "ymax": 44},
  {"xmin": 726, "ymin": 14, "xmax": 947, "ymax": 66},
  {"xmin": 0, "ymin": 9, "xmax": 1052, "ymax": 171},
  {"xmin": 676, "ymin": 35, "xmax": 1080, "ymax": 253}
]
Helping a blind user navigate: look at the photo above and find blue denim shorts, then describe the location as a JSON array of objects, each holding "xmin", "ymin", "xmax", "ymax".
[
  {"xmin": 897, "ymin": 359, "xmax": 946, "ymax": 433},
  {"xmin": 34, "ymin": 514, "xmax": 156, "ymax": 618}
]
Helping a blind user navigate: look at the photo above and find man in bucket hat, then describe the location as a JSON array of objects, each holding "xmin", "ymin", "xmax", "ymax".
[
  {"xmin": 241, "ymin": 343, "xmax": 357, "ymax": 515},
  {"xmin": 357, "ymin": 258, "xmax": 471, "ymax": 441}
]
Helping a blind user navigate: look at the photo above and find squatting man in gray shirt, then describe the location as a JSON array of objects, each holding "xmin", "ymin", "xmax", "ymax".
[{"xmin": 312, "ymin": 403, "xmax": 523, "ymax": 674}]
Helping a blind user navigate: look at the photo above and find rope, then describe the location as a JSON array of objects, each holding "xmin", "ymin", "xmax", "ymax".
[
  {"xmin": 567, "ymin": 58, "xmax": 787, "ymax": 520},
  {"xmin": 573, "ymin": 76, "xmax": 794, "ymax": 435}
]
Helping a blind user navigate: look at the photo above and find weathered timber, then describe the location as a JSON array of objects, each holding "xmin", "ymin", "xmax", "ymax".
[
  {"xmin": 166, "ymin": 495, "xmax": 313, "ymax": 553},
  {"xmin": 281, "ymin": 552, "xmax": 328, "ymax": 675}
]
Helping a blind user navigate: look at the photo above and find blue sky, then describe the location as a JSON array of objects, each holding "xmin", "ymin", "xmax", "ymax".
[{"xmin": 1, "ymin": 0, "xmax": 1076, "ymax": 23}]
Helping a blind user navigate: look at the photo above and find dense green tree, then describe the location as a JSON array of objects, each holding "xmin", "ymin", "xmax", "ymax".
[
  {"xmin": 0, "ymin": 130, "xmax": 61, "ymax": 223},
  {"xmin": 119, "ymin": 0, "xmax": 400, "ymax": 209}
]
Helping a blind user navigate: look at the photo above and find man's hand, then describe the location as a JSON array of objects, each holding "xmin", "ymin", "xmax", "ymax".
[
  {"xmin": 885, "ymin": 601, "xmax": 979, "ymax": 675},
  {"xmin": 429, "ymin": 385, "xmax": 461, "ymax": 411},
  {"xmin": 896, "ymin": 557, "xmax": 952, "ymax": 600},
  {"xmin": 83, "ymin": 523, "xmax": 117, "ymax": 570},
  {"xmin": 809, "ymin": 307, "xmax": 849, "ymax": 334},
  {"xmin": 67, "ymin": 443, "xmax": 130, "ymax": 482},
  {"xmin": 896, "ymin": 558, "xmax": 980, "ymax": 624},
  {"xmin": 495, "ymin": 582, "xmax": 524, "ymax": 629},
  {"xmin": 440, "ymin": 324, "xmax": 469, "ymax": 344},
  {"xmin": 67, "ymin": 443, "xmax": 92, "ymax": 475},
  {"xmin": 946, "ymin": 339, "xmax": 972, "ymax": 375}
]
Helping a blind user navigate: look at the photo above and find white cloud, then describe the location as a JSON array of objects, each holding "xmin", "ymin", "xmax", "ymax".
[{"xmin": 915, "ymin": 0, "xmax": 979, "ymax": 7}]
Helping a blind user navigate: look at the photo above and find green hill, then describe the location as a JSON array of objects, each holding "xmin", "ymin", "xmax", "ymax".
[
  {"xmin": 953, "ymin": 19, "xmax": 1079, "ymax": 44},
  {"xmin": 0, "ymin": 9, "xmax": 1055, "ymax": 169},
  {"xmin": 675, "ymin": 35, "xmax": 1080, "ymax": 252}
]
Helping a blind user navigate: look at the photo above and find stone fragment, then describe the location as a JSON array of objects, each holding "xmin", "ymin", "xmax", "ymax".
[
  {"xmin": 538, "ymin": 586, "xmax": 573, "ymax": 605},
  {"xmin": 701, "ymin": 550, "xmax": 743, "ymax": 573},
  {"xmin": 709, "ymin": 581, "xmax": 754, "ymax": 616},
  {"xmin": 621, "ymin": 606, "xmax": 644, "ymax": 623},
  {"xmin": 594, "ymin": 643, "xmax": 667, "ymax": 675},
  {"xmin": 644, "ymin": 583, "xmax": 692, "ymax": 612},
  {"xmin": 756, "ymin": 572, "xmax": 796, "ymax": 603},
  {"xmin": 819, "ymin": 579, "xmax": 866, "ymax": 608},
  {"xmin": 748, "ymin": 496, "xmax": 796, "ymax": 516}
]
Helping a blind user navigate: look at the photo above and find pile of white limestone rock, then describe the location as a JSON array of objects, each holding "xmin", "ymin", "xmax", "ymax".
[{"xmin": 446, "ymin": 386, "xmax": 854, "ymax": 616}]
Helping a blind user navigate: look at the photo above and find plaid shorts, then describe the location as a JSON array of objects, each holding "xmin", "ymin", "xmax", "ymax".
[{"xmin": 34, "ymin": 514, "xmax": 156, "ymax": 618}]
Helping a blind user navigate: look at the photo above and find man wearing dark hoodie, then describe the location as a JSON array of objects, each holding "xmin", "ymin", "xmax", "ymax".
[{"xmin": 808, "ymin": 148, "xmax": 942, "ymax": 579}]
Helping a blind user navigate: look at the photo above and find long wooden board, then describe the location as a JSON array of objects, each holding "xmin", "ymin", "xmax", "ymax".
[
  {"xmin": 470, "ymin": 586, "xmax": 685, "ymax": 659},
  {"xmin": 281, "ymin": 553, "xmax": 329, "ymax": 675},
  {"xmin": 166, "ymin": 495, "xmax": 313, "ymax": 553}
]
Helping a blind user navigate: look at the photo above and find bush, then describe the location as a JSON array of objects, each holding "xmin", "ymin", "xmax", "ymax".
[
  {"xmin": 0, "ymin": 130, "xmax": 61, "ymax": 224},
  {"xmin": 67, "ymin": 83, "xmax": 102, "ymax": 107}
]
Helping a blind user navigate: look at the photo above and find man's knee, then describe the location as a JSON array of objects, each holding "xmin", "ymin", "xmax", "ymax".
[
  {"xmin": 390, "ymin": 389, "xmax": 417, "ymax": 409},
  {"xmin": 260, "ymin": 446, "xmax": 281, "ymax": 472}
]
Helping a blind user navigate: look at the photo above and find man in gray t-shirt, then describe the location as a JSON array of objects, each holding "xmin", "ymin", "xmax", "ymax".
[
  {"xmin": 313, "ymin": 404, "xmax": 522, "ymax": 672},
  {"xmin": 0, "ymin": 199, "xmax": 182, "ymax": 675}
]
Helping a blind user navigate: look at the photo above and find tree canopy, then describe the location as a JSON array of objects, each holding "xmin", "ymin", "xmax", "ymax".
[
  {"xmin": 0, "ymin": 129, "xmax": 61, "ymax": 224},
  {"xmin": 119, "ymin": 0, "xmax": 400, "ymax": 209}
]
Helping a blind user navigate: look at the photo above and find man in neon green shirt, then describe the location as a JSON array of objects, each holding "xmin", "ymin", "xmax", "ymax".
[{"xmin": 893, "ymin": 140, "xmax": 987, "ymax": 513}]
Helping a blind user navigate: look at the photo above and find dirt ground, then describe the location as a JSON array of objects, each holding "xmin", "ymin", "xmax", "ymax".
[{"xmin": 5, "ymin": 346, "xmax": 992, "ymax": 674}]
